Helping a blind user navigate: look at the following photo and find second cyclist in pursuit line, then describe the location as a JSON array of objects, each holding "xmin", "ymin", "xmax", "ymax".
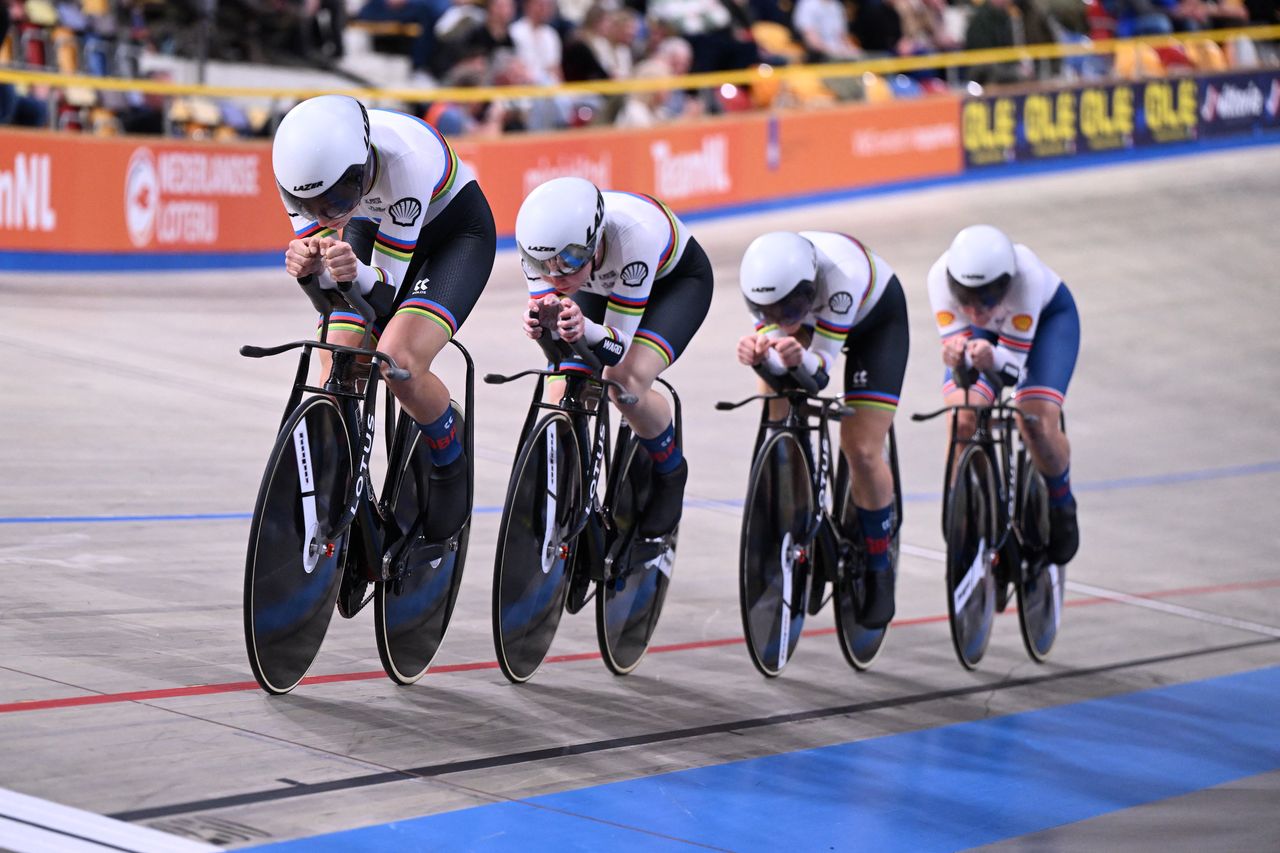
[
  {"xmin": 273, "ymin": 94, "xmax": 497, "ymax": 543},
  {"xmin": 927, "ymin": 224, "xmax": 1081, "ymax": 566},
  {"xmin": 735, "ymin": 231, "xmax": 911, "ymax": 628},
  {"xmin": 515, "ymin": 176, "xmax": 715, "ymax": 540}
]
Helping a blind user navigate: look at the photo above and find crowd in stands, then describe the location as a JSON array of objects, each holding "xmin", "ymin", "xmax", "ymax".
[{"xmin": 1, "ymin": 0, "xmax": 1276, "ymax": 135}]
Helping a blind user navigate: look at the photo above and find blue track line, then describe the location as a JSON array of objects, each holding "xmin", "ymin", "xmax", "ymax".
[
  {"xmin": 251, "ymin": 665, "xmax": 1280, "ymax": 852},
  {"xmin": 2, "ymin": 459, "xmax": 1276, "ymax": 525}
]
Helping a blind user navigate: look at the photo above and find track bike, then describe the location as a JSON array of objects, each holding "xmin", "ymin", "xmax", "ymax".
[
  {"xmin": 912, "ymin": 369, "xmax": 1065, "ymax": 669},
  {"xmin": 484, "ymin": 311, "xmax": 682, "ymax": 682},
  {"xmin": 241, "ymin": 276, "xmax": 474, "ymax": 694},
  {"xmin": 716, "ymin": 367, "xmax": 902, "ymax": 677}
]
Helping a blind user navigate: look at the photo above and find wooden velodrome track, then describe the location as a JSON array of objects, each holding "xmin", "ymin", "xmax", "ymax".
[{"xmin": 2, "ymin": 144, "xmax": 1278, "ymax": 851}]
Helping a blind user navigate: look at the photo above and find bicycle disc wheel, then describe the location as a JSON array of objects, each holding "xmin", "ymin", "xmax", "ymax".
[
  {"xmin": 596, "ymin": 438, "xmax": 675, "ymax": 675},
  {"xmin": 244, "ymin": 396, "xmax": 352, "ymax": 695},
  {"xmin": 1016, "ymin": 461, "xmax": 1064, "ymax": 662},
  {"xmin": 376, "ymin": 404, "xmax": 471, "ymax": 685},
  {"xmin": 492, "ymin": 413, "xmax": 582, "ymax": 683},
  {"xmin": 740, "ymin": 430, "xmax": 813, "ymax": 677},
  {"xmin": 945, "ymin": 445, "xmax": 998, "ymax": 669}
]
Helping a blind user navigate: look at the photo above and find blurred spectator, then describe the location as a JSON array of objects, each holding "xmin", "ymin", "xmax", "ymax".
[
  {"xmin": 510, "ymin": 0, "xmax": 564, "ymax": 83},
  {"xmin": 892, "ymin": 0, "xmax": 957, "ymax": 55},
  {"xmin": 602, "ymin": 7, "xmax": 641, "ymax": 77},
  {"xmin": 793, "ymin": 0, "xmax": 861, "ymax": 60},
  {"xmin": 850, "ymin": 0, "xmax": 904, "ymax": 55},
  {"xmin": 562, "ymin": 3, "xmax": 612, "ymax": 80},
  {"xmin": 0, "ymin": 4, "xmax": 49, "ymax": 126},
  {"xmin": 648, "ymin": 0, "xmax": 759, "ymax": 73},
  {"xmin": 432, "ymin": 0, "xmax": 516, "ymax": 78},
  {"xmin": 1244, "ymin": 0, "xmax": 1279, "ymax": 22},
  {"xmin": 617, "ymin": 35, "xmax": 702, "ymax": 125},
  {"xmin": 965, "ymin": 0, "xmax": 1023, "ymax": 82},
  {"xmin": 301, "ymin": 0, "xmax": 347, "ymax": 62},
  {"xmin": 356, "ymin": 0, "xmax": 451, "ymax": 79},
  {"xmin": 1107, "ymin": 0, "xmax": 1176, "ymax": 34}
]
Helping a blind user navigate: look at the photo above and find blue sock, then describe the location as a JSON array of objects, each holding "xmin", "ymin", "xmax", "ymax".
[
  {"xmin": 639, "ymin": 421, "xmax": 682, "ymax": 474},
  {"xmin": 857, "ymin": 504, "xmax": 893, "ymax": 573},
  {"xmin": 419, "ymin": 406, "xmax": 462, "ymax": 467},
  {"xmin": 1046, "ymin": 467, "xmax": 1074, "ymax": 508}
]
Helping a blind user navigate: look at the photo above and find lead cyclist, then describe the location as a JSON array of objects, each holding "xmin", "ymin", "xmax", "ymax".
[
  {"xmin": 273, "ymin": 95, "xmax": 497, "ymax": 542},
  {"xmin": 927, "ymin": 224, "xmax": 1081, "ymax": 567},
  {"xmin": 514, "ymin": 177, "xmax": 715, "ymax": 540}
]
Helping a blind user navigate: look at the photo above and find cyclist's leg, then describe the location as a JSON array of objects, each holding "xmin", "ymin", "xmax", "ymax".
[
  {"xmin": 379, "ymin": 183, "xmax": 497, "ymax": 540},
  {"xmin": 605, "ymin": 238, "xmax": 713, "ymax": 537},
  {"xmin": 1014, "ymin": 283, "xmax": 1080, "ymax": 563},
  {"xmin": 840, "ymin": 275, "xmax": 909, "ymax": 628}
]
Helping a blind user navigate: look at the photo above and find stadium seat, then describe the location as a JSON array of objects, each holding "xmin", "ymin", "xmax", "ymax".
[
  {"xmin": 1113, "ymin": 42, "xmax": 1164, "ymax": 78},
  {"xmin": 861, "ymin": 72, "xmax": 894, "ymax": 104},
  {"xmin": 1154, "ymin": 42, "xmax": 1193, "ymax": 71},
  {"xmin": 1082, "ymin": 0, "xmax": 1117, "ymax": 40},
  {"xmin": 1184, "ymin": 38, "xmax": 1227, "ymax": 71},
  {"xmin": 1225, "ymin": 36, "xmax": 1259, "ymax": 68},
  {"xmin": 751, "ymin": 22, "xmax": 806, "ymax": 62},
  {"xmin": 889, "ymin": 74, "xmax": 924, "ymax": 99},
  {"xmin": 53, "ymin": 26, "xmax": 79, "ymax": 74}
]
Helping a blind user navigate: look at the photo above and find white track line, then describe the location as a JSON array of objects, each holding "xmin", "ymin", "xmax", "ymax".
[
  {"xmin": 0, "ymin": 788, "xmax": 216, "ymax": 853},
  {"xmin": 902, "ymin": 543, "xmax": 1280, "ymax": 638}
]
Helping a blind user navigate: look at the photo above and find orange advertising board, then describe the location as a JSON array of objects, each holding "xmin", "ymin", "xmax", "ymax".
[
  {"xmin": 1, "ymin": 96, "xmax": 962, "ymax": 269},
  {"xmin": 457, "ymin": 96, "xmax": 963, "ymax": 233},
  {"xmin": 0, "ymin": 129, "xmax": 283, "ymax": 262}
]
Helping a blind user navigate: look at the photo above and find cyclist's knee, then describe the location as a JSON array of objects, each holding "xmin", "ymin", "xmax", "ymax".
[
  {"xmin": 844, "ymin": 439, "xmax": 887, "ymax": 479},
  {"xmin": 1017, "ymin": 402, "xmax": 1062, "ymax": 445}
]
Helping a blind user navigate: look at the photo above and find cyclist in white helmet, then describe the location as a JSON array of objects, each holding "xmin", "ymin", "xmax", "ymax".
[
  {"xmin": 735, "ymin": 231, "xmax": 910, "ymax": 629},
  {"xmin": 516, "ymin": 177, "xmax": 715, "ymax": 539},
  {"xmin": 927, "ymin": 224, "xmax": 1081, "ymax": 569},
  {"xmin": 273, "ymin": 94, "xmax": 496, "ymax": 542}
]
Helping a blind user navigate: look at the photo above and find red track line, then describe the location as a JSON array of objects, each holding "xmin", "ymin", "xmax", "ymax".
[{"xmin": 2, "ymin": 578, "xmax": 1277, "ymax": 715}]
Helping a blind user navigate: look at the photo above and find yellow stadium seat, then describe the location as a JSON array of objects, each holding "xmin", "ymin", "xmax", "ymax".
[
  {"xmin": 751, "ymin": 22, "xmax": 806, "ymax": 62},
  {"xmin": 82, "ymin": 0, "xmax": 111, "ymax": 15},
  {"xmin": 63, "ymin": 85, "xmax": 97, "ymax": 107},
  {"xmin": 1185, "ymin": 38, "xmax": 1227, "ymax": 72},
  {"xmin": 1113, "ymin": 42, "xmax": 1164, "ymax": 79},
  {"xmin": 0, "ymin": 32, "xmax": 12, "ymax": 65},
  {"xmin": 783, "ymin": 69, "xmax": 835, "ymax": 106},
  {"xmin": 189, "ymin": 97, "xmax": 223, "ymax": 127},
  {"xmin": 91, "ymin": 107, "xmax": 121, "ymax": 136},
  {"xmin": 861, "ymin": 72, "xmax": 894, "ymax": 104},
  {"xmin": 53, "ymin": 26, "xmax": 79, "ymax": 74}
]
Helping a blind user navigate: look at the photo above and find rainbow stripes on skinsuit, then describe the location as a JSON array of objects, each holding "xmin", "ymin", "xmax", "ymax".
[
  {"xmin": 843, "ymin": 391, "xmax": 899, "ymax": 413},
  {"xmin": 375, "ymin": 232, "xmax": 416, "ymax": 264},
  {"xmin": 294, "ymin": 223, "xmax": 334, "ymax": 239},
  {"xmin": 943, "ymin": 377, "xmax": 995, "ymax": 403},
  {"xmin": 608, "ymin": 291, "xmax": 647, "ymax": 318},
  {"xmin": 815, "ymin": 316, "xmax": 852, "ymax": 343},
  {"xmin": 396, "ymin": 297, "xmax": 458, "ymax": 338},
  {"xmin": 634, "ymin": 329, "xmax": 675, "ymax": 365},
  {"xmin": 318, "ymin": 310, "xmax": 380, "ymax": 341},
  {"xmin": 621, "ymin": 192, "xmax": 679, "ymax": 277}
]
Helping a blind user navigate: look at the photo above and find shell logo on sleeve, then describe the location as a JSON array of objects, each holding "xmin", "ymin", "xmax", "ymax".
[
  {"xmin": 828, "ymin": 292, "xmax": 854, "ymax": 314},
  {"xmin": 620, "ymin": 261, "xmax": 650, "ymax": 287},
  {"xmin": 389, "ymin": 197, "xmax": 423, "ymax": 227},
  {"xmin": 1012, "ymin": 314, "xmax": 1033, "ymax": 332},
  {"xmin": 936, "ymin": 310, "xmax": 955, "ymax": 327}
]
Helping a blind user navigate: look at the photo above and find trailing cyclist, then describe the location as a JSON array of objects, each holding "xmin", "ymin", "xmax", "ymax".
[
  {"xmin": 734, "ymin": 231, "xmax": 910, "ymax": 629},
  {"xmin": 515, "ymin": 177, "xmax": 714, "ymax": 539},
  {"xmin": 927, "ymin": 224, "xmax": 1081, "ymax": 566},
  {"xmin": 273, "ymin": 94, "xmax": 496, "ymax": 543}
]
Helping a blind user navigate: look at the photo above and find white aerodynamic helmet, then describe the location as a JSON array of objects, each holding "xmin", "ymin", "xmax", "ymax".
[
  {"xmin": 272, "ymin": 95, "xmax": 371, "ymax": 222},
  {"xmin": 945, "ymin": 225, "xmax": 1017, "ymax": 308},
  {"xmin": 515, "ymin": 177, "xmax": 605, "ymax": 277},
  {"xmin": 739, "ymin": 231, "xmax": 818, "ymax": 325}
]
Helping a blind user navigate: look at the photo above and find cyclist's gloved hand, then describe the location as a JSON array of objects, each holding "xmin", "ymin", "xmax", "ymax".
[
  {"xmin": 736, "ymin": 333, "xmax": 771, "ymax": 367},
  {"xmin": 319, "ymin": 237, "xmax": 359, "ymax": 286},
  {"xmin": 771, "ymin": 336, "xmax": 805, "ymax": 369},
  {"xmin": 965, "ymin": 338, "xmax": 995, "ymax": 372},
  {"xmin": 762, "ymin": 347, "xmax": 788, "ymax": 376},
  {"xmin": 557, "ymin": 299, "xmax": 586, "ymax": 343},
  {"xmin": 285, "ymin": 237, "xmax": 324, "ymax": 279}
]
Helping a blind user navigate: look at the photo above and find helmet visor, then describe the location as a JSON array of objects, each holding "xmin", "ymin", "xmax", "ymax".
[
  {"xmin": 519, "ymin": 240, "xmax": 597, "ymax": 278},
  {"xmin": 947, "ymin": 271, "xmax": 1011, "ymax": 309},
  {"xmin": 279, "ymin": 161, "xmax": 365, "ymax": 222},
  {"xmin": 749, "ymin": 280, "xmax": 816, "ymax": 326}
]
